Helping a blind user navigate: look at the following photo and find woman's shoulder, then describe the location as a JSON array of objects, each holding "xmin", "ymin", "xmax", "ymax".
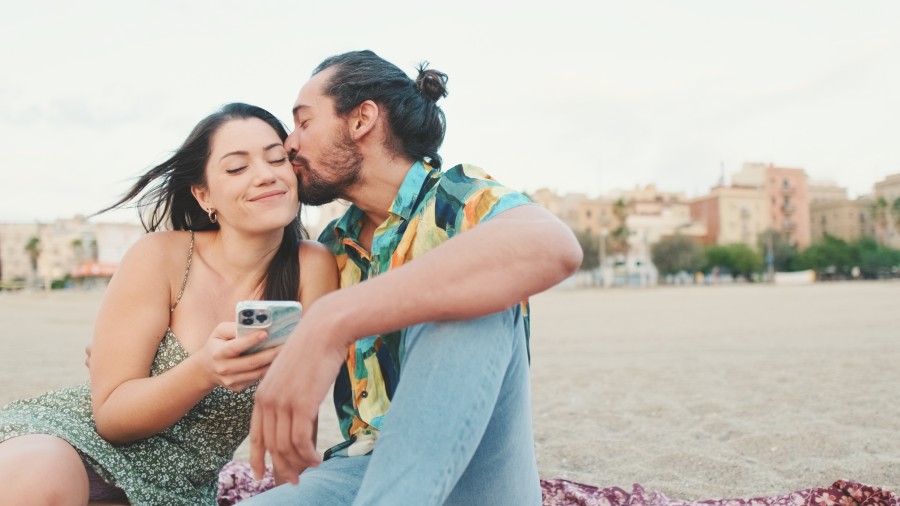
[
  {"xmin": 123, "ymin": 230, "xmax": 196, "ymax": 266},
  {"xmin": 298, "ymin": 239, "xmax": 337, "ymax": 267},
  {"xmin": 297, "ymin": 239, "xmax": 340, "ymax": 303}
]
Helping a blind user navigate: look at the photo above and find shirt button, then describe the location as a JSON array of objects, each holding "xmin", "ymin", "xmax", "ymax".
[{"xmin": 360, "ymin": 390, "xmax": 368, "ymax": 398}]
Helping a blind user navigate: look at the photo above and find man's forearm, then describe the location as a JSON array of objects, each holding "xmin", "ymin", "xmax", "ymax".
[{"xmin": 311, "ymin": 205, "xmax": 582, "ymax": 346}]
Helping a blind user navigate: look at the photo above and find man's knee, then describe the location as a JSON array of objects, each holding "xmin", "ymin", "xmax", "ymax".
[
  {"xmin": 240, "ymin": 456, "xmax": 368, "ymax": 506},
  {"xmin": 403, "ymin": 307, "xmax": 522, "ymax": 362}
]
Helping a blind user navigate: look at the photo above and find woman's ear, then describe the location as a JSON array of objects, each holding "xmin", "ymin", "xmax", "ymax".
[{"xmin": 190, "ymin": 185, "xmax": 211, "ymax": 213}]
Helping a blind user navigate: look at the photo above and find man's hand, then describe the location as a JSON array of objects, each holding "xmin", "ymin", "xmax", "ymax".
[{"xmin": 249, "ymin": 301, "xmax": 348, "ymax": 484}]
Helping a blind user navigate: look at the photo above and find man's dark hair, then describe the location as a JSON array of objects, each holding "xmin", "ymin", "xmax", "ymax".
[{"xmin": 313, "ymin": 50, "xmax": 449, "ymax": 167}]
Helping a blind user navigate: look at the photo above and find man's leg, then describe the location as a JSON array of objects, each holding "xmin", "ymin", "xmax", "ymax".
[
  {"xmin": 238, "ymin": 453, "xmax": 369, "ymax": 505},
  {"xmin": 353, "ymin": 307, "xmax": 541, "ymax": 506}
]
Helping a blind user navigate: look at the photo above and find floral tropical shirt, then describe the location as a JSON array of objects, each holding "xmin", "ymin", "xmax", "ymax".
[{"xmin": 318, "ymin": 160, "xmax": 532, "ymax": 459}]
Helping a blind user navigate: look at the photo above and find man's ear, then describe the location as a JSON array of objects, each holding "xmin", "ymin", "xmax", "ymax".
[
  {"xmin": 348, "ymin": 100, "xmax": 379, "ymax": 142},
  {"xmin": 190, "ymin": 185, "xmax": 211, "ymax": 212}
]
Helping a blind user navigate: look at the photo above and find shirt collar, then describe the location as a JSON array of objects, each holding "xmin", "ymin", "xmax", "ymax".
[
  {"xmin": 332, "ymin": 160, "xmax": 435, "ymax": 240},
  {"xmin": 389, "ymin": 160, "xmax": 431, "ymax": 221}
]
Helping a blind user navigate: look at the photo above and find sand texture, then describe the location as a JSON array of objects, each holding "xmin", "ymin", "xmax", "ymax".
[{"xmin": 1, "ymin": 281, "xmax": 897, "ymax": 500}]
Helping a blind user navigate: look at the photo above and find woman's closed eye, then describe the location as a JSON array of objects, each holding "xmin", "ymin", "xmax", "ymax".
[{"xmin": 225, "ymin": 166, "xmax": 247, "ymax": 174}]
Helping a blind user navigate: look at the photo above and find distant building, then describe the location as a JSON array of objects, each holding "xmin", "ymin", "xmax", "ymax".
[
  {"xmin": 809, "ymin": 198, "xmax": 875, "ymax": 243},
  {"xmin": 873, "ymin": 173, "xmax": 900, "ymax": 249},
  {"xmin": 689, "ymin": 185, "xmax": 770, "ymax": 247},
  {"xmin": 808, "ymin": 180, "xmax": 849, "ymax": 204},
  {"xmin": 732, "ymin": 162, "xmax": 811, "ymax": 248},
  {"xmin": 0, "ymin": 217, "xmax": 143, "ymax": 288},
  {"xmin": 529, "ymin": 189, "xmax": 617, "ymax": 235},
  {"xmin": 0, "ymin": 222, "xmax": 41, "ymax": 284},
  {"xmin": 93, "ymin": 223, "xmax": 145, "ymax": 264}
]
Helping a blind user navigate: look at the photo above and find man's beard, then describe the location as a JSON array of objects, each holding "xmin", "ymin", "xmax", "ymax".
[{"xmin": 296, "ymin": 130, "xmax": 363, "ymax": 206}]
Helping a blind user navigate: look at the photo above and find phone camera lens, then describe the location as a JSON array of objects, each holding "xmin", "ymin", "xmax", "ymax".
[
  {"xmin": 241, "ymin": 318, "xmax": 254, "ymax": 325},
  {"xmin": 241, "ymin": 309, "xmax": 254, "ymax": 318},
  {"xmin": 256, "ymin": 314, "xmax": 268, "ymax": 323}
]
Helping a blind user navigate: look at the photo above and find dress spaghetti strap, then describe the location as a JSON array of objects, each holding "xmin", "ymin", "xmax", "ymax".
[{"xmin": 170, "ymin": 231, "xmax": 194, "ymax": 313}]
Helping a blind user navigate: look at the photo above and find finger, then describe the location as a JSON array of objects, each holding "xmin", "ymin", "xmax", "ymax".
[
  {"xmin": 249, "ymin": 405, "xmax": 267, "ymax": 480},
  {"xmin": 211, "ymin": 321, "xmax": 238, "ymax": 341},
  {"xmin": 221, "ymin": 342, "xmax": 277, "ymax": 373},
  {"xmin": 272, "ymin": 406, "xmax": 305, "ymax": 485},
  {"xmin": 292, "ymin": 417, "xmax": 322, "ymax": 472},
  {"xmin": 270, "ymin": 450, "xmax": 297, "ymax": 485},
  {"xmin": 229, "ymin": 330, "xmax": 269, "ymax": 355}
]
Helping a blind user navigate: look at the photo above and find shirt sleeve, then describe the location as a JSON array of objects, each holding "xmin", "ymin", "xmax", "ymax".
[{"xmin": 448, "ymin": 164, "xmax": 533, "ymax": 231}]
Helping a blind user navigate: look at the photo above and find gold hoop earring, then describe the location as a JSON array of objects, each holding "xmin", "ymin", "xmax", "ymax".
[{"xmin": 208, "ymin": 208, "xmax": 217, "ymax": 224}]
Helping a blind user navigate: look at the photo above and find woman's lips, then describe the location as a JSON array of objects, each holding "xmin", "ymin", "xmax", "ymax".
[{"xmin": 249, "ymin": 190, "xmax": 286, "ymax": 202}]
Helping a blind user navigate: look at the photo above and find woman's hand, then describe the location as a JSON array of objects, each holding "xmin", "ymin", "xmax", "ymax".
[{"xmin": 194, "ymin": 322, "xmax": 281, "ymax": 392}]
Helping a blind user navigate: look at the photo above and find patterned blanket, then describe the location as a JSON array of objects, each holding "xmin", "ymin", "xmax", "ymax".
[{"xmin": 217, "ymin": 462, "xmax": 897, "ymax": 506}]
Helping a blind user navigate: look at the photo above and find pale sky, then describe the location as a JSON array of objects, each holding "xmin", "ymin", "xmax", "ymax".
[{"xmin": 2, "ymin": 0, "xmax": 898, "ymax": 223}]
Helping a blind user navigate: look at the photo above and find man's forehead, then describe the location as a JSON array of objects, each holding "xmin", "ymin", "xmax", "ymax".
[{"xmin": 292, "ymin": 68, "xmax": 335, "ymax": 113}]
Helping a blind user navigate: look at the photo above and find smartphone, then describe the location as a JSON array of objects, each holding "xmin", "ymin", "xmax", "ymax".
[{"xmin": 236, "ymin": 300, "xmax": 302, "ymax": 355}]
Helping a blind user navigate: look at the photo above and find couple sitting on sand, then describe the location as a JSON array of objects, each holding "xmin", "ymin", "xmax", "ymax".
[{"xmin": 0, "ymin": 50, "xmax": 582, "ymax": 506}]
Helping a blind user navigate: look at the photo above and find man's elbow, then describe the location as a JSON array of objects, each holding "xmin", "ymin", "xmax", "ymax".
[{"xmin": 556, "ymin": 228, "xmax": 583, "ymax": 276}]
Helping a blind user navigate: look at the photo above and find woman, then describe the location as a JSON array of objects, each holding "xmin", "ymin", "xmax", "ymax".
[{"xmin": 0, "ymin": 103, "xmax": 338, "ymax": 506}]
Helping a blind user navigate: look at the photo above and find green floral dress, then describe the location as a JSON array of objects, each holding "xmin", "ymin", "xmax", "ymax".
[
  {"xmin": 0, "ymin": 331, "xmax": 256, "ymax": 505},
  {"xmin": 0, "ymin": 232, "xmax": 255, "ymax": 505}
]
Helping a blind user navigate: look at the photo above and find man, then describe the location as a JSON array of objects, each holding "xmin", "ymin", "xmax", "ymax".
[{"xmin": 245, "ymin": 50, "xmax": 582, "ymax": 505}]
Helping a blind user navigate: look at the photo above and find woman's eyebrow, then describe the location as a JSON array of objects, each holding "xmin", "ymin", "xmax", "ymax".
[{"xmin": 220, "ymin": 143, "xmax": 284, "ymax": 161}]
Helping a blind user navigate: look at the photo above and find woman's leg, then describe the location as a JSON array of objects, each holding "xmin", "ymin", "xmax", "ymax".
[
  {"xmin": 0, "ymin": 434, "xmax": 90, "ymax": 506},
  {"xmin": 352, "ymin": 307, "xmax": 542, "ymax": 506}
]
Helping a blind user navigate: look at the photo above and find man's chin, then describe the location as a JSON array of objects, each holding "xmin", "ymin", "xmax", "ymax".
[{"xmin": 299, "ymin": 193, "xmax": 340, "ymax": 207}]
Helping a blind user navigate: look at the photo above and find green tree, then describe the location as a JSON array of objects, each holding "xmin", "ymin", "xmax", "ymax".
[
  {"xmin": 651, "ymin": 235, "xmax": 705, "ymax": 276},
  {"xmin": 25, "ymin": 236, "xmax": 41, "ymax": 274},
  {"xmin": 893, "ymin": 198, "xmax": 900, "ymax": 231},
  {"xmin": 796, "ymin": 235, "xmax": 856, "ymax": 277},
  {"xmin": 705, "ymin": 244, "xmax": 763, "ymax": 281},
  {"xmin": 608, "ymin": 199, "xmax": 630, "ymax": 254},
  {"xmin": 854, "ymin": 236, "xmax": 900, "ymax": 278},
  {"xmin": 872, "ymin": 197, "xmax": 889, "ymax": 244},
  {"xmin": 757, "ymin": 229, "xmax": 799, "ymax": 271}
]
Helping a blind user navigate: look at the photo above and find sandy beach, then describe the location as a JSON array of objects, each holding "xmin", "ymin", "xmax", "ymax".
[{"xmin": 1, "ymin": 281, "xmax": 898, "ymax": 500}]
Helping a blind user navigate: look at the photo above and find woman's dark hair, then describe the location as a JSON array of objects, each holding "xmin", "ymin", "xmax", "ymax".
[
  {"xmin": 97, "ymin": 102, "xmax": 305, "ymax": 301},
  {"xmin": 313, "ymin": 50, "xmax": 449, "ymax": 167}
]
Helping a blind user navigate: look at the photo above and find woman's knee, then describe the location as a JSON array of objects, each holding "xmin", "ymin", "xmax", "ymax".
[{"xmin": 0, "ymin": 434, "xmax": 89, "ymax": 506}]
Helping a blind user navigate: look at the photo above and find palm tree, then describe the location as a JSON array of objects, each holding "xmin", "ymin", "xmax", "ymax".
[
  {"xmin": 608, "ymin": 198, "xmax": 630, "ymax": 255},
  {"xmin": 872, "ymin": 198, "xmax": 889, "ymax": 245},
  {"xmin": 25, "ymin": 236, "xmax": 41, "ymax": 278},
  {"xmin": 892, "ymin": 198, "xmax": 900, "ymax": 233}
]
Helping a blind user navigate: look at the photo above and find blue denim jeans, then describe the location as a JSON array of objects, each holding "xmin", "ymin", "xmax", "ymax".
[{"xmin": 241, "ymin": 307, "xmax": 541, "ymax": 506}]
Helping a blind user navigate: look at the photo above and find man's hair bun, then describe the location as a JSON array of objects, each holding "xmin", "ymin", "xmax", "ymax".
[{"xmin": 415, "ymin": 62, "xmax": 448, "ymax": 103}]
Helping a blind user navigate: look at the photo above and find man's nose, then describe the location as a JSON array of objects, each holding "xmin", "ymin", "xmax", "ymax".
[{"xmin": 285, "ymin": 130, "xmax": 300, "ymax": 159}]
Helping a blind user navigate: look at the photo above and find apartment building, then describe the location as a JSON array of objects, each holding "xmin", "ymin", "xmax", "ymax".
[
  {"xmin": 689, "ymin": 185, "xmax": 770, "ymax": 247},
  {"xmin": 732, "ymin": 162, "xmax": 811, "ymax": 248},
  {"xmin": 874, "ymin": 173, "xmax": 900, "ymax": 249},
  {"xmin": 809, "ymin": 198, "xmax": 875, "ymax": 243},
  {"xmin": 0, "ymin": 217, "xmax": 143, "ymax": 288},
  {"xmin": 529, "ymin": 189, "xmax": 617, "ymax": 235},
  {"xmin": 808, "ymin": 180, "xmax": 849, "ymax": 204}
]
